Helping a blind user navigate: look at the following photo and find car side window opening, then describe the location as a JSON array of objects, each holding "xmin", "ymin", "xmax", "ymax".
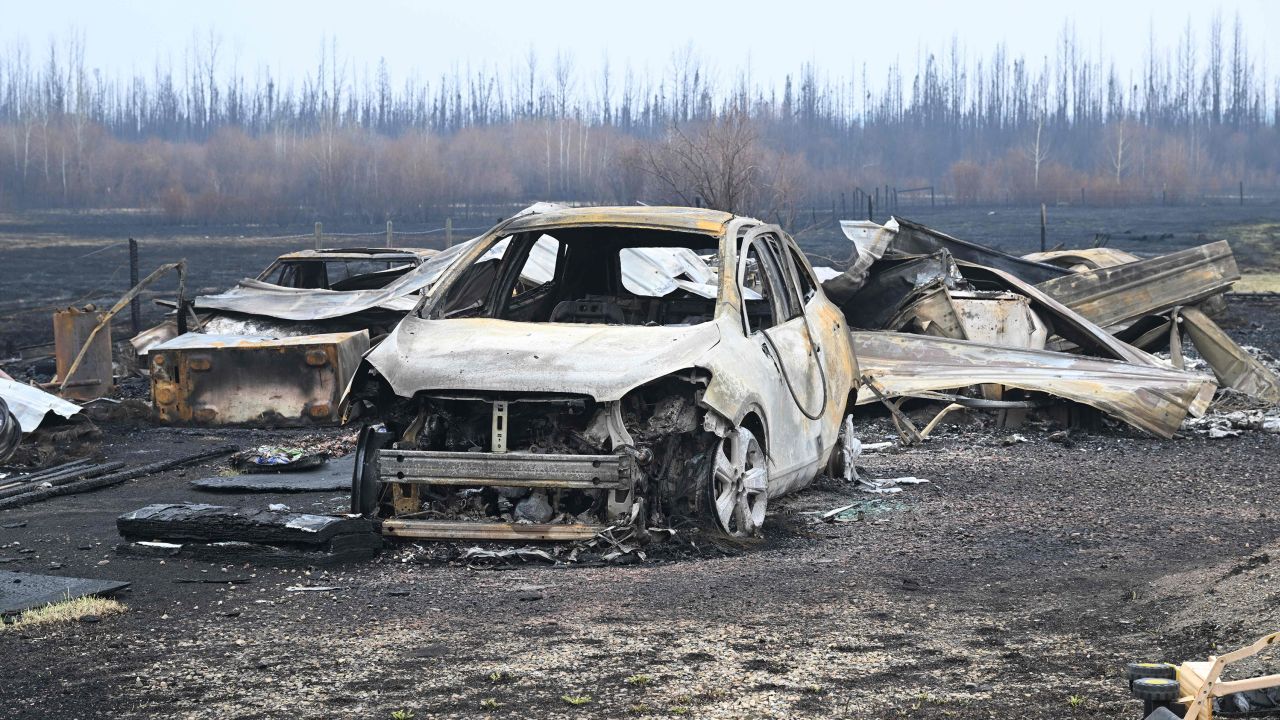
[
  {"xmin": 740, "ymin": 236, "xmax": 791, "ymax": 334},
  {"xmin": 784, "ymin": 242, "xmax": 819, "ymax": 307}
]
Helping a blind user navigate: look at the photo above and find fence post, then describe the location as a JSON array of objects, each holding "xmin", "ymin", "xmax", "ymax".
[
  {"xmin": 841, "ymin": 192, "xmax": 847, "ymax": 218},
  {"xmin": 386, "ymin": 220, "xmax": 393, "ymax": 248},
  {"xmin": 1240, "ymin": 180, "xmax": 1244, "ymax": 206},
  {"xmin": 128, "ymin": 238, "xmax": 140, "ymax": 335},
  {"xmin": 1039, "ymin": 203, "xmax": 1047, "ymax": 253},
  {"xmin": 867, "ymin": 195, "xmax": 873, "ymax": 222},
  {"xmin": 314, "ymin": 222, "xmax": 322, "ymax": 250},
  {"xmin": 930, "ymin": 185, "xmax": 935, "ymax": 207},
  {"xmin": 445, "ymin": 217, "xmax": 453, "ymax": 248}
]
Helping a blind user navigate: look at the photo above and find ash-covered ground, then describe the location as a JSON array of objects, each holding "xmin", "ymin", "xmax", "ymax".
[
  {"xmin": 2, "ymin": 210, "xmax": 1279, "ymax": 719},
  {"xmin": 0, "ymin": 296, "xmax": 1277, "ymax": 719}
]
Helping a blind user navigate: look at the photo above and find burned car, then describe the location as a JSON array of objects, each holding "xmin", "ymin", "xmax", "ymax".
[
  {"xmin": 254, "ymin": 247, "xmax": 436, "ymax": 291},
  {"xmin": 352, "ymin": 206, "xmax": 858, "ymax": 539},
  {"xmin": 138, "ymin": 247, "xmax": 441, "ymax": 427}
]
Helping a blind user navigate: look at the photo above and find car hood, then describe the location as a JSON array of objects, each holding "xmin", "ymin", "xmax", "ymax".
[{"xmin": 368, "ymin": 316, "xmax": 722, "ymax": 401}]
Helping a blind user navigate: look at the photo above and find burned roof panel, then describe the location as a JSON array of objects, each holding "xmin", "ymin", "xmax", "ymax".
[{"xmin": 502, "ymin": 206, "xmax": 737, "ymax": 235}]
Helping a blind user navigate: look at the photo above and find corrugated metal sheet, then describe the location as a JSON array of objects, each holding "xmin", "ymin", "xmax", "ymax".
[{"xmin": 0, "ymin": 378, "xmax": 81, "ymax": 432}]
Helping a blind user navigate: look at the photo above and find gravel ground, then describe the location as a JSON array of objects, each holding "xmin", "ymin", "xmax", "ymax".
[{"xmin": 3, "ymin": 376, "xmax": 1280, "ymax": 718}]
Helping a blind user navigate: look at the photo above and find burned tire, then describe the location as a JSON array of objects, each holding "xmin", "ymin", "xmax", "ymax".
[
  {"xmin": 706, "ymin": 426, "xmax": 768, "ymax": 537},
  {"xmin": 0, "ymin": 398, "xmax": 19, "ymax": 464},
  {"xmin": 351, "ymin": 423, "xmax": 395, "ymax": 516}
]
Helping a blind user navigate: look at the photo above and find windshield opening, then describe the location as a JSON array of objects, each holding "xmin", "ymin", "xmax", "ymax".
[{"xmin": 428, "ymin": 227, "xmax": 721, "ymax": 326}]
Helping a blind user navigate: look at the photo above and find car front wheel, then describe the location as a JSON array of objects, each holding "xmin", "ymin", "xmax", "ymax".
[{"xmin": 708, "ymin": 426, "xmax": 768, "ymax": 537}]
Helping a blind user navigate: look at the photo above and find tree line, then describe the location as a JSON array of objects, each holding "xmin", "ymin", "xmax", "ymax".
[{"xmin": 0, "ymin": 14, "xmax": 1276, "ymax": 226}]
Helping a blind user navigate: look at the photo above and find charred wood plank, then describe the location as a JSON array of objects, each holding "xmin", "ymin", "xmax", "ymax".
[
  {"xmin": 0, "ymin": 461, "xmax": 126, "ymax": 501},
  {"xmin": 0, "ymin": 445, "xmax": 237, "ymax": 511},
  {"xmin": 118, "ymin": 503, "xmax": 377, "ymax": 547}
]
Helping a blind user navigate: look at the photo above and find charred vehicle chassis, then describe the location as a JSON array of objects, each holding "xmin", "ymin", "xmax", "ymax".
[
  {"xmin": 351, "ymin": 206, "xmax": 858, "ymax": 540},
  {"xmin": 355, "ymin": 374, "xmax": 740, "ymax": 540}
]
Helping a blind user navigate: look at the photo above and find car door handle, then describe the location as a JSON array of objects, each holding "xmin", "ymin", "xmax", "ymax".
[{"xmin": 760, "ymin": 341, "xmax": 781, "ymax": 370}]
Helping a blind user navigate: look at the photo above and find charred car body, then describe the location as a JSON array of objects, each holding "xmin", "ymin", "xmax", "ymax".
[
  {"xmin": 139, "ymin": 247, "xmax": 439, "ymax": 427},
  {"xmin": 352, "ymin": 206, "xmax": 858, "ymax": 539}
]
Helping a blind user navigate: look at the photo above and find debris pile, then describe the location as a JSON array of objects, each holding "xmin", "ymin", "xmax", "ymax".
[{"xmin": 819, "ymin": 216, "xmax": 1280, "ymax": 439}]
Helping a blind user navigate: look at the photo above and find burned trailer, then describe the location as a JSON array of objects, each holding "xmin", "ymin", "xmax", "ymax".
[{"xmin": 352, "ymin": 206, "xmax": 858, "ymax": 540}]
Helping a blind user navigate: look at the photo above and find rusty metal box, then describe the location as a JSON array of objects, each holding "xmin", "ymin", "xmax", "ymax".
[{"xmin": 150, "ymin": 330, "xmax": 369, "ymax": 426}]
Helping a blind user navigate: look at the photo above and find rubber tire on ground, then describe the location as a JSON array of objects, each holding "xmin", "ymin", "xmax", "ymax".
[
  {"xmin": 1133, "ymin": 677, "xmax": 1180, "ymax": 703},
  {"xmin": 1127, "ymin": 662, "xmax": 1177, "ymax": 688},
  {"xmin": 351, "ymin": 424, "xmax": 394, "ymax": 516}
]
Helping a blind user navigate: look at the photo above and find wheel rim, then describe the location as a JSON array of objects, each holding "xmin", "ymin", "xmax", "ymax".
[{"xmin": 710, "ymin": 427, "xmax": 768, "ymax": 536}]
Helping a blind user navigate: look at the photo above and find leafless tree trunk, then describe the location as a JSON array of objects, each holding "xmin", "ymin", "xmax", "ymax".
[
  {"xmin": 641, "ymin": 110, "xmax": 759, "ymax": 214},
  {"xmin": 1109, "ymin": 121, "xmax": 1128, "ymax": 186}
]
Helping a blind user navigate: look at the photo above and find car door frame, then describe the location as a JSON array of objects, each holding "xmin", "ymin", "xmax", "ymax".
[{"xmin": 733, "ymin": 224, "xmax": 828, "ymax": 494}]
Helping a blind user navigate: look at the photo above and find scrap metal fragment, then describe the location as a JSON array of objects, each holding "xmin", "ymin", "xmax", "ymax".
[
  {"xmin": 890, "ymin": 217, "xmax": 1069, "ymax": 285},
  {"xmin": 957, "ymin": 262, "xmax": 1160, "ymax": 366},
  {"xmin": 1022, "ymin": 248, "xmax": 1140, "ymax": 272},
  {"xmin": 60, "ymin": 261, "xmax": 187, "ymax": 393},
  {"xmin": 834, "ymin": 251, "xmax": 963, "ymax": 330},
  {"xmin": 379, "ymin": 519, "xmax": 606, "ymax": 541},
  {"xmin": 53, "ymin": 307, "xmax": 113, "ymax": 400},
  {"xmin": 1034, "ymin": 241, "xmax": 1240, "ymax": 330},
  {"xmin": 0, "ymin": 377, "xmax": 81, "ymax": 432},
  {"xmin": 852, "ymin": 332, "xmax": 1216, "ymax": 438},
  {"xmin": 824, "ymin": 219, "xmax": 899, "ymax": 301},
  {"xmin": 1179, "ymin": 306, "xmax": 1280, "ymax": 404},
  {"xmin": 860, "ymin": 375, "xmax": 924, "ymax": 445},
  {"xmin": 0, "ymin": 398, "xmax": 19, "ymax": 463},
  {"xmin": 858, "ymin": 476, "xmax": 929, "ymax": 494}
]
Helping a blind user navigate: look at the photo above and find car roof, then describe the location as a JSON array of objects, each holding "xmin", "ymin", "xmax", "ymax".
[
  {"xmin": 502, "ymin": 206, "xmax": 740, "ymax": 236},
  {"xmin": 274, "ymin": 247, "xmax": 438, "ymax": 262}
]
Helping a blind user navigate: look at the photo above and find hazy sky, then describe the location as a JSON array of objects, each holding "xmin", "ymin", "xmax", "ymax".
[{"xmin": 7, "ymin": 0, "xmax": 1279, "ymax": 91}]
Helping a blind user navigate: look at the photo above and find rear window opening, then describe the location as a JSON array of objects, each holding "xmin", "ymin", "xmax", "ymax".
[{"xmin": 262, "ymin": 259, "xmax": 416, "ymax": 291}]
